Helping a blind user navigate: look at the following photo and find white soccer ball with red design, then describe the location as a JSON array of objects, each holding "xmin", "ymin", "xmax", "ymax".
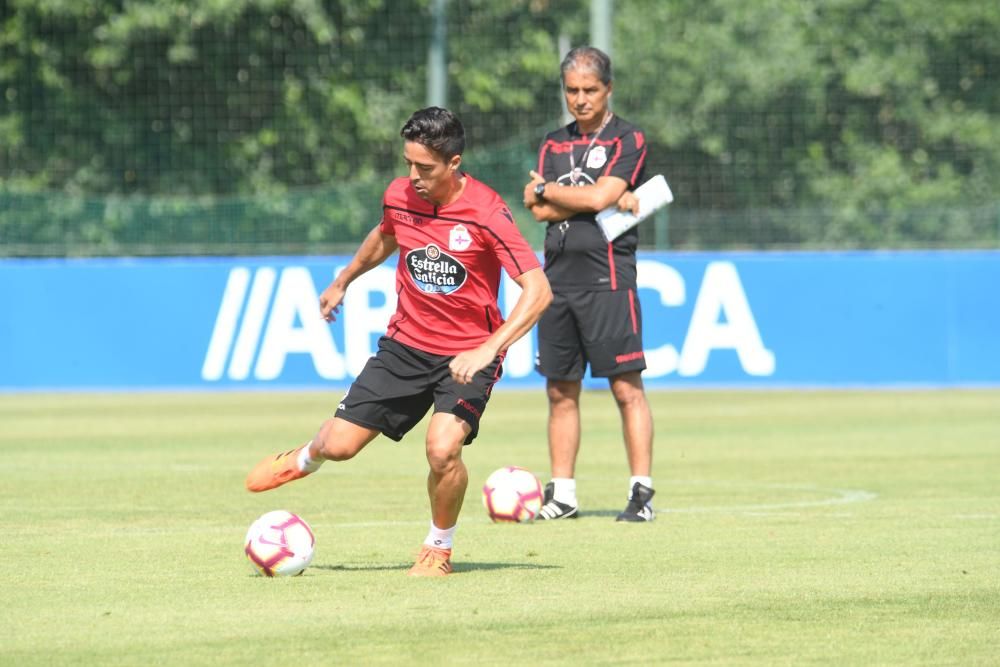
[
  {"xmin": 244, "ymin": 510, "xmax": 315, "ymax": 577},
  {"xmin": 482, "ymin": 466, "xmax": 543, "ymax": 523}
]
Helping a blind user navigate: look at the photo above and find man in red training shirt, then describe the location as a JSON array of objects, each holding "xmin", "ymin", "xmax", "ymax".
[{"xmin": 245, "ymin": 107, "xmax": 552, "ymax": 577}]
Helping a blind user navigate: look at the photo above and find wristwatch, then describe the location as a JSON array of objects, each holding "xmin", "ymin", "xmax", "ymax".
[{"xmin": 533, "ymin": 182, "xmax": 547, "ymax": 201}]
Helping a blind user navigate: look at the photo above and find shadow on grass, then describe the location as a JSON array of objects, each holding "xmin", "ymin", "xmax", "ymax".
[
  {"xmin": 312, "ymin": 563, "xmax": 411, "ymax": 572},
  {"xmin": 576, "ymin": 509, "xmax": 621, "ymax": 518},
  {"xmin": 453, "ymin": 561, "xmax": 561, "ymax": 573},
  {"xmin": 312, "ymin": 561, "xmax": 561, "ymax": 573}
]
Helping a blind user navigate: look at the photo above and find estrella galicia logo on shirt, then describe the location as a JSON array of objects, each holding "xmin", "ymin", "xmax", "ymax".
[{"xmin": 405, "ymin": 244, "xmax": 468, "ymax": 295}]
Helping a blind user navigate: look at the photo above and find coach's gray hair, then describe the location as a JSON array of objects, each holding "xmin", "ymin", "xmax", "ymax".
[{"xmin": 560, "ymin": 46, "xmax": 613, "ymax": 86}]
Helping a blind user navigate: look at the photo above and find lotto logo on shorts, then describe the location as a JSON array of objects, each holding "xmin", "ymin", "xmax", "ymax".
[{"xmin": 405, "ymin": 244, "xmax": 468, "ymax": 295}]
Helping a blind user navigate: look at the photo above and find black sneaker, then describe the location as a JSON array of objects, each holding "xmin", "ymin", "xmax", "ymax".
[
  {"xmin": 616, "ymin": 482, "xmax": 655, "ymax": 522},
  {"xmin": 537, "ymin": 481, "xmax": 579, "ymax": 520}
]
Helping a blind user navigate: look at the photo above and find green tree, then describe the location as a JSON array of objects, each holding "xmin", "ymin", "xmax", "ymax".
[
  {"xmin": 1, "ymin": 0, "xmax": 998, "ymax": 254},
  {"xmin": 615, "ymin": 0, "xmax": 1000, "ymax": 247}
]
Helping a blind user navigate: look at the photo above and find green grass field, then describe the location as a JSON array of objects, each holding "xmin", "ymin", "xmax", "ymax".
[{"xmin": 2, "ymin": 390, "xmax": 998, "ymax": 666}]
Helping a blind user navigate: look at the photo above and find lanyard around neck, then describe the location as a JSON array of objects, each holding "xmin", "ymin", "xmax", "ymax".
[{"xmin": 569, "ymin": 112, "xmax": 613, "ymax": 185}]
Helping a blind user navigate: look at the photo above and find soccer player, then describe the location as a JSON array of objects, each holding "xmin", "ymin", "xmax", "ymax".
[
  {"xmin": 522, "ymin": 46, "xmax": 656, "ymax": 522},
  {"xmin": 246, "ymin": 107, "xmax": 552, "ymax": 576}
]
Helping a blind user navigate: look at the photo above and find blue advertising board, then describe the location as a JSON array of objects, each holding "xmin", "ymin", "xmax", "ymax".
[{"xmin": 1, "ymin": 251, "xmax": 998, "ymax": 390}]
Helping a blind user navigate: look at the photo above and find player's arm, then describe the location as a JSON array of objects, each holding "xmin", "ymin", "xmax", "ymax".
[
  {"xmin": 485, "ymin": 267, "xmax": 552, "ymax": 355},
  {"xmin": 448, "ymin": 267, "xmax": 552, "ymax": 384},
  {"xmin": 320, "ymin": 225, "xmax": 399, "ymax": 322},
  {"xmin": 540, "ymin": 173, "xmax": 630, "ymax": 213},
  {"xmin": 527, "ymin": 199, "xmax": 577, "ymax": 223},
  {"xmin": 523, "ymin": 172, "xmax": 576, "ymax": 222},
  {"xmin": 524, "ymin": 169, "xmax": 632, "ymax": 220}
]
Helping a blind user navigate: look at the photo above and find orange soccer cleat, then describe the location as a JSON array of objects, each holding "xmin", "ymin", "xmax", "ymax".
[
  {"xmin": 245, "ymin": 446, "xmax": 311, "ymax": 492},
  {"xmin": 407, "ymin": 546, "xmax": 453, "ymax": 577}
]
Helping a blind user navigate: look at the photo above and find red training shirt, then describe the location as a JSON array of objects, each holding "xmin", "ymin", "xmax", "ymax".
[{"xmin": 379, "ymin": 174, "xmax": 540, "ymax": 356}]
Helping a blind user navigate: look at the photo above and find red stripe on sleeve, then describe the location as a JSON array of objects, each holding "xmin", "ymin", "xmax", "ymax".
[
  {"xmin": 537, "ymin": 142, "xmax": 552, "ymax": 174},
  {"xmin": 603, "ymin": 138, "xmax": 622, "ymax": 176},
  {"xmin": 629, "ymin": 141, "xmax": 648, "ymax": 186}
]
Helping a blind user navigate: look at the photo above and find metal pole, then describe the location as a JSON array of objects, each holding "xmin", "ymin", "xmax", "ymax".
[
  {"xmin": 558, "ymin": 33, "xmax": 572, "ymax": 125},
  {"xmin": 427, "ymin": 0, "xmax": 448, "ymax": 108},
  {"xmin": 654, "ymin": 208, "xmax": 669, "ymax": 250},
  {"xmin": 590, "ymin": 0, "xmax": 612, "ymax": 57}
]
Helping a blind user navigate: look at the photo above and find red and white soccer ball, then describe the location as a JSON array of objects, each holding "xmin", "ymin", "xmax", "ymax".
[
  {"xmin": 244, "ymin": 510, "xmax": 315, "ymax": 577},
  {"xmin": 482, "ymin": 466, "xmax": 543, "ymax": 523}
]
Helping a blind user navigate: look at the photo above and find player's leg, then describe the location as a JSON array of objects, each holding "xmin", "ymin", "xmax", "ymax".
[
  {"xmin": 535, "ymin": 292, "xmax": 584, "ymax": 520},
  {"xmin": 310, "ymin": 416, "xmax": 381, "ymax": 461},
  {"xmin": 547, "ymin": 378, "xmax": 582, "ymax": 479},
  {"xmin": 423, "ymin": 413, "xmax": 470, "ymax": 530},
  {"xmin": 537, "ymin": 378, "xmax": 582, "ymax": 519},
  {"xmin": 584, "ymin": 289, "xmax": 656, "ymax": 521},
  {"xmin": 244, "ymin": 417, "xmax": 380, "ymax": 493},
  {"xmin": 407, "ymin": 412, "xmax": 469, "ymax": 577},
  {"xmin": 246, "ymin": 336, "xmax": 433, "ymax": 493},
  {"xmin": 409, "ymin": 355, "xmax": 501, "ymax": 576},
  {"xmin": 609, "ymin": 371, "xmax": 653, "ymax": 477},
  {"xmin": 608, "ymin": 370, "xmax": 656, "ymax": 521}
]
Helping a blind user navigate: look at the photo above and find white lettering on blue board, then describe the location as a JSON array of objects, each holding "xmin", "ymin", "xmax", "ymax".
[{"xmin": 202, "ymin": 260, "xmax": 774, "ymax": 383}]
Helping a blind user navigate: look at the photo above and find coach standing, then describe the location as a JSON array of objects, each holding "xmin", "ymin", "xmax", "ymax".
[{"xmin": 523, "ymin": 46, "xmax": 655, "ymax": 522}]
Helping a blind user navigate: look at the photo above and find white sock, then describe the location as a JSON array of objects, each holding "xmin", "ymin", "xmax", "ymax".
[
  {"xmin": 423, "ymin": 522, "xmax": 456, "ymax": 550},
  {"xmin": 629, "ymin": 476, "xmax": 653, "ymax": 500},
  {"xmin": 297, "ymin": 441, "xmax": 323, "ymax": 473},
  {"xmin": 552, "ymin": 477, "xmax": 578, "ymax": 506}
]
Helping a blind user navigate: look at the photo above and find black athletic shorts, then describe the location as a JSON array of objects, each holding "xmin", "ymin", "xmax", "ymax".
[
  {"xmin": 535, "ymin": 289, "xmax": 646, "ymax": 381},
  {"xmin": 335, "ymin": 336, "xmax": 503, "ymax": 445}
]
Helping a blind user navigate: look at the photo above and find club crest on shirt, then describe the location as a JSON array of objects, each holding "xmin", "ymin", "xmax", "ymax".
[
  {"xmin": 586, "ymin": 145, "xmax": 607, "ymax": 169},
  {"xmin": 405, "ymin": 243, "xmax": 468, "ymax": 295},
  {"xmin": 449, "ymin": 224, "xmax": 472, "ymax": 251}
]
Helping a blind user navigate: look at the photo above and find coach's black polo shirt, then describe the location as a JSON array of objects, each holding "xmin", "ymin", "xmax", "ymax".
[{"xmin": 536, "ymin": 114, "xmax": 648, "ymax": 293}]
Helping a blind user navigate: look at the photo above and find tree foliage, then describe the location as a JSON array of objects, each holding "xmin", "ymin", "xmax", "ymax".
[
  {"xmin": 615, "ymin": 0, "xmax": 1000, "ymax": 246},
  {"xmin": 0, "ymin": 0, "xmax": 998, "ymax": 254}
]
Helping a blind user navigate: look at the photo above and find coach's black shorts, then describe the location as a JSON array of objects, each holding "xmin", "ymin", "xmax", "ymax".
[
  {"xmin": 536, "ymin": 289, "xmax": 646, "ymax": 381},
  {"xmin": 335, "ymin": 336, "xmax": 503, "ymax": 445}
]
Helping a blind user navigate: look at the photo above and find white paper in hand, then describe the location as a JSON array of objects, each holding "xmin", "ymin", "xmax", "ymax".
[{"xmin": 596, "ymin": 174, "xmax": 674, "ymax": 242}]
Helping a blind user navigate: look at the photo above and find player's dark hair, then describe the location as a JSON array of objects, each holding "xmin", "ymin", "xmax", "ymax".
[
  {"xmin": 400, "ymin": 107, "xmax": 466, "ymax": 161},
  {"xmin": 560, "ymin": 46, "xmax": 613, "ymax": 86}
]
